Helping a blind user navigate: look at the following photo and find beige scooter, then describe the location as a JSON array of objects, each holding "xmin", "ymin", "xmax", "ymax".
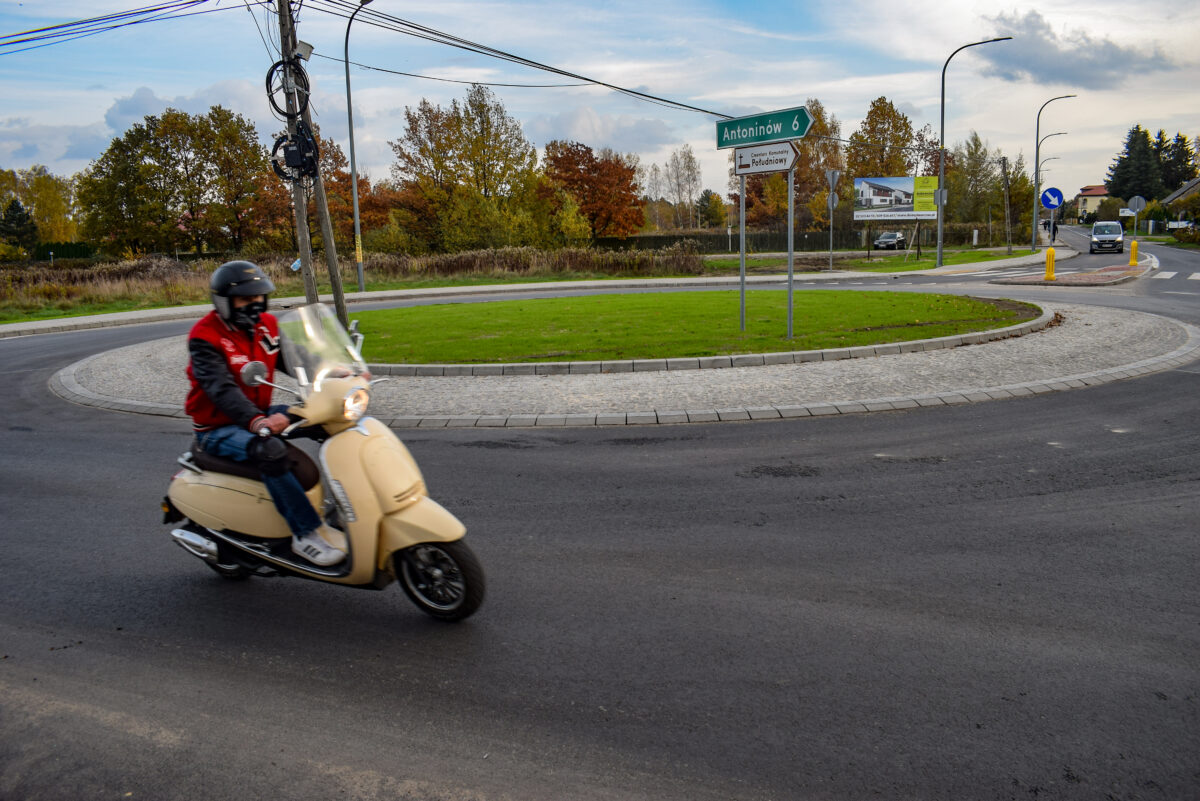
[{"xmin": 162, "ymin": 303, "xmax": 484, "ymax": 622}]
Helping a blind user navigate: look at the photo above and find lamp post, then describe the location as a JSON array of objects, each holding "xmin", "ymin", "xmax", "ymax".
[
  {"xmin": 936, "ymin": 36, "xmax": 1011, "ymax": 268},
  {"xmin": 1031, "ymin": 95, "xmax": 1075, "ymax": 252},
  {"xmin": 344, "ymin": 0, "xmax": 373, "ymax": 293},
  {"xmin": 1031, "ymin": 132, "xmax": 1066, "ymax": 238}
]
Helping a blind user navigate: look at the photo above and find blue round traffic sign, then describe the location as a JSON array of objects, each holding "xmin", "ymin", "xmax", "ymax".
[{"xmin": 1040, "ymin": 187, "xmax": 1063, "ymax": 210}]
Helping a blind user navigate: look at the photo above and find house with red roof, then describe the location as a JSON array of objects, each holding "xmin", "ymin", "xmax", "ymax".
[{"xmin": 1074, "ymin": 185, "xmax": 1109, "ymax": 221}]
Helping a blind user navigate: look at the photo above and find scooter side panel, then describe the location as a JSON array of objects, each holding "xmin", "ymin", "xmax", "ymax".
[
  {"xmin": 168, "ymin": 471, "xmax": 322, "ymax": 540},
  {"xmin": 320, "ymin": 423, "xmax": 387, "ymax": 585},
  {"xmin": 377, "ymin": 497, "xmax": 467, "ymax": 569}
]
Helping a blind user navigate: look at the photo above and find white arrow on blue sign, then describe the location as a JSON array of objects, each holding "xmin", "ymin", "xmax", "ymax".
[{"xmin": 1040, "ymin": 187, "xmax": 1064, "ymax": 210}]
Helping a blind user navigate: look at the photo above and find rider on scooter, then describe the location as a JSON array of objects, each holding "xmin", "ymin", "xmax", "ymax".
[{"xmin": 185, "ymin": 261, "xmax": 347, "ymax": 567}]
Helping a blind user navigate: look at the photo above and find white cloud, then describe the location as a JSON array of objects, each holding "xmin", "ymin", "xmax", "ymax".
[{"xmin": 525, "ymin": 106, "xmax": 678, "ymax": 152}]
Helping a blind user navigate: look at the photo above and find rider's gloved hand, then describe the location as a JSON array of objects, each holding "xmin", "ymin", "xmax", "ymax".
[{"xmin": 260, "ymin": 412, "xmax": 291, "ymax": 435}]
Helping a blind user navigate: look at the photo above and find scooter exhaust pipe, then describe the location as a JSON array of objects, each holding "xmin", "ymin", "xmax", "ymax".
[{"xmin": 171, "ymin": 528, "xmax": 220, "ymax": 563}]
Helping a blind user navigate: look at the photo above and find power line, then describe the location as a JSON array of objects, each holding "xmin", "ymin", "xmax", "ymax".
[
  {"xmin": 302, "ymin": 0, "xmax": 733, "ymax": 119},
  {"xmin": 0, "ymin": 1, "xmax": 247, "ymax": 56},
  {"xmin": 311, "ymin": 51, "xmax": 589, "ymax": 89},
  {"xmin": 242, "ymin": 0, "xmax": 279, "ymax": 61}
]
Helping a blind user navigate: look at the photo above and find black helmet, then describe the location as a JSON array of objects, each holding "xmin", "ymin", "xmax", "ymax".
[{"xmin": 210, "ymin": 260, "xmax": 276, "ymax": 322}]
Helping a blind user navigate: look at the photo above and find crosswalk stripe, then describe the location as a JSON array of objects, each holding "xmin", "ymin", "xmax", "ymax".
[
  {"xmin": 1153, "ymin": 272, "xmax": 1178, "ymax": 279},
  {"xmin": 1188, "ymin": 273, "xmax": 1200, "ymax": 280}
]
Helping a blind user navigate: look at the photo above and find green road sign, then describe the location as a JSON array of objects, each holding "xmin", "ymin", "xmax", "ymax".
[{"xmin": 716, "ymin": 106, "xmax": 813, "ymax": 149}]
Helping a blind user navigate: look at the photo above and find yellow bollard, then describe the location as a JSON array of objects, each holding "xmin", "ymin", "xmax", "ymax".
[
  {"xmin": 1044, "ymin": 246, "xmax": 1056, "ymax": 281},
  {"xmin": 1128, "ymin": 239, "xmax": 1138, "ymax": 267}
]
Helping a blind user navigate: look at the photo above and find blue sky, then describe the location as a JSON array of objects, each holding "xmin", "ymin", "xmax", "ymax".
[{"xmin": 2, "ymin": 0, "xmax": 1197, "ymax": 206}]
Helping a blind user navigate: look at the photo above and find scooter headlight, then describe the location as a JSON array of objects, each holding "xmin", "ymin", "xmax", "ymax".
[{"xmin": 343, "ymin": 387, "xmax": 369, "ymax": 422}]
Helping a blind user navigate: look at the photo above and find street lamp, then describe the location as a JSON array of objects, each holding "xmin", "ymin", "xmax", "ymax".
[
  {"xmin": 344, "ymin": 0, "xmax": 373, "ymax": 293},
  {"xmin": 1031, "ymin": 95, "xmax": 1075, "ymax": 252},
  {"xmin": 936, "ymin": 36, "xmax": 1012, "ymax": 268}
]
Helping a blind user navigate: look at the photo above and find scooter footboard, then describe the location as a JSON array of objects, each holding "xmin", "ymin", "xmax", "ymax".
[{"xmin": 377, "ymin": 496, "xmax": 466, "ymax": 569}]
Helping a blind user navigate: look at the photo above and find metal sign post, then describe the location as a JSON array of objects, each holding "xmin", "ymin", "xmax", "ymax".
[
  {"xmin": 788, "ymin": 167, "xmax": 794, "ymax": 339},
  {"xmin": 721, "ymin": 109, "xmax": 813, "ymax": 337},
  {"xmin": 733, "ymin": 143, "xmax": 801, "ymax": 335},
  {"xmin": 826, "ymin": 169, "xmax": 841, "ymax": 272},
  {"xmin": 1040, "ymin": 187, "xmax": 1063, "ymax": 246},
  {"xmin": 739, "ymin": 174, "xmax": 746, "ymax": 332},
  {"xmin": 1127, "ymin": 195, "xmax": 1146, "ymax": 236}
]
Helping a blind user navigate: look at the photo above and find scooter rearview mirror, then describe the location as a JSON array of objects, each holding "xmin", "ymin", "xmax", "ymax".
[{"xmin": 240, "ymin": 360, "xmax": 268, "ymax": 386}]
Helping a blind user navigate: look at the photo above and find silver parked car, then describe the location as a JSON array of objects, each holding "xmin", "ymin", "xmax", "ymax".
[{"xmin": 1089, "ymin": 221, "xmax": 1124, "ymax": 254}]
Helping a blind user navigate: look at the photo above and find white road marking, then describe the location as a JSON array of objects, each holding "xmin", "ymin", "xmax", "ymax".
[
  {"xmin": 1187, "ymin": 273, "xmax": 1200, "ymax": 280},
  {"xmin": 1153, "ymin": 272, "xmax": 1177, "ymax": 279}
]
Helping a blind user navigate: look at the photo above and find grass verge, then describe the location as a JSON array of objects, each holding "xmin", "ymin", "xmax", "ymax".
[{"xmin": 357, "ymin": 290, "xmax": 1038, "ymax": 364}]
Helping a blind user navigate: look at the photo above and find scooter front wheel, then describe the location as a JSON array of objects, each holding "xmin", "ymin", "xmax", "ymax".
[{"xmin": 395, "ymin": 540, "xmax": 485, "ymax": 621}]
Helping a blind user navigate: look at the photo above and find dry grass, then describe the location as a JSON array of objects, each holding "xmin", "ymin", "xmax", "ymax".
[{"xmin": 0, "ymin": 243, "xmax": 706, "ymax": 321}]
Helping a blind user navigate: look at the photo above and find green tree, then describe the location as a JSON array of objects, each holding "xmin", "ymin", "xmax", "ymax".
[
  {"xmin": 945, "ymin": 132, "xmax": 997, "ymax": 224},
  {"xmin": 455, "ymin": 84, "xmax": 537, "ymax": 200},
  {"xmin": 0, "ymin": 167, "xmax": 17, "ymax": 205},
  {"xmin": 1095, "ymin": 196, "xmax": 1123, "ymax": 222},
  {"xmin": 1106, "ymin": 125, "xmax": 1166, "ymax": 201},
  {"xmin": 199, "ymin": 105, "xmax": 268, "ymax": 251},
  {"xmin": 155, "ymin": 108, "xmax": 210, "ymax": 253},
  {"xmin": 76, "ymin": 120, "xmax": 174, "ymax": 254},
  {"xmin": 4, "ymin": 165, "xmax": 77, "ymax": 242},
  {"xmin": 388, "ymin": 85, "xmax": 542, "ymax": 252},
  {"xmin": 846, "ymin": 96, "xmax": 913, "ymax": 179},
  {"xmin": 695, "ymin": 189, "xmax": 725, "ymax": 228},
  {"xmin": 0, "ymin": 198, "xmax": 39, "ymax": 252},
  {"xmin": 1162, "ymin": 133, "xmax": 1198, "ymax": 192}
]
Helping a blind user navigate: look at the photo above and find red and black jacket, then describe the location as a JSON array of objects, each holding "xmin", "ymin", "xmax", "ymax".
[{"xmin": 185, "ymin": 310, "xmax": 285, "ymax": 433}]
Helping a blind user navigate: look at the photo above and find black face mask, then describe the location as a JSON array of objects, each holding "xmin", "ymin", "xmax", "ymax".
[{"xmin": 232, "ymin": 300, "xmax": 268, "ymax": 331}]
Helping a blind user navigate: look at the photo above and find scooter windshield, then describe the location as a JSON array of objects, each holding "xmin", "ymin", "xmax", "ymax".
[{"xmin": 276, "ymin": 304, "xmax": 368, "ymax": 394}]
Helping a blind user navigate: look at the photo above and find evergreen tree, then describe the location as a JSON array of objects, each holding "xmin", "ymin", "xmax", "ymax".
[
  {"xmin": 0, "ymin": 198, "xmax": 39, "ymax": 251},
  {"xmin": 1162, "ymin": 133, "xmax": 1198, "ymax": 192},
  {"xmin": 1106, "ymin": 125, "xmax": 1166, "ymax": 200}
]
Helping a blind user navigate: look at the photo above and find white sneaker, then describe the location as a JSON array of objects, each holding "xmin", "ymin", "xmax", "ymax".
[{"xmin": 292, "ymin": 525, "xmax": 347, "ymax": 566}]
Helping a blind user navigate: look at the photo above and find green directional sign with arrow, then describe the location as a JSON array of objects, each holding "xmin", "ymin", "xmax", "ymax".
[{"xmin": 716, "ymin": 106, "xmax": 814, "ymax": 149}]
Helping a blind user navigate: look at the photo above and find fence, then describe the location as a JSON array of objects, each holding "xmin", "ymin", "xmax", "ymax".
[
  {"xmin": 33, "ymin": 241, "xmax": 95, "ymax": 260},
  {"xmin": 596, "ymin": 223, "xmax": 1026, "ymax": 254}
]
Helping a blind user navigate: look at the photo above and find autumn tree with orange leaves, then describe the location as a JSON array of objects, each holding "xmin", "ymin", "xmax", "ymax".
[{"xmin": 543, "ymin": 140, "xmax": 644, "ymax": 238}]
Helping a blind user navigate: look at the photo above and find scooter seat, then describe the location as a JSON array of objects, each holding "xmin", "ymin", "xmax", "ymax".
[{"xmin": 191, "ymin": 439, "xmax": 321, "ymax": 491}]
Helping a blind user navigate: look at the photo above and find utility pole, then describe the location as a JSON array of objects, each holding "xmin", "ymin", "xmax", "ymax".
[
  {"xmin": 275, "ymin": 0, "xmax": 318, "ymax": 305},
  {"xmin": 999, "ymin": 157, "xmax": 1013, "ymax": 255},
  {"xmin": 276, "ymin": 0, "xmax": 349, "ymax": 326}
]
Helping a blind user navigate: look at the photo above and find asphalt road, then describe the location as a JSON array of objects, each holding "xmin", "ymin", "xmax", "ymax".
[{"xmin": 2, "ymin": 246, "xmax": 1199, "ymax": 800}]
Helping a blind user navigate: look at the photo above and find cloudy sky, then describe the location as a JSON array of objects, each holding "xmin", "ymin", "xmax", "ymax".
[{"xmin": 2, "ymin": 0, "xmax": 1197, "ymax": 208}]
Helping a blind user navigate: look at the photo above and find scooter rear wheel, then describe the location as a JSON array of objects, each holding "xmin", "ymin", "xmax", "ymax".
[{"xmin": 396, "ymin": 540, "xmax": 485, "ymax": 621}]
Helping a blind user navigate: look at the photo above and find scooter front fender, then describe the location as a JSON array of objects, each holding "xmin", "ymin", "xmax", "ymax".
[{"xmin": 377, "ymin": 496, "xmax": 466, "ymax": 570}]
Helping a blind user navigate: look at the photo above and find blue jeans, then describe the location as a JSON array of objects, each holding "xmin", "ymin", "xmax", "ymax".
[{"xmin": 196, "ymin": 406, "xmax": 322, "ymax": 537}]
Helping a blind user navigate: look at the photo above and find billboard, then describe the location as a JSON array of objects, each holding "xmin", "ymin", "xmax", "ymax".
[{"xmin": 853, "ymin": 176, "xmax": 937, "ymax": 220}]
